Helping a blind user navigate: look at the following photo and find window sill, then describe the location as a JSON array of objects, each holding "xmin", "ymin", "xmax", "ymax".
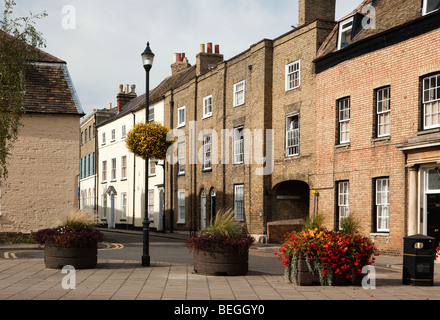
[
  {"xmin": 371, "ymin": 136, "xmax": 391, "ymax": 143},
  {"xmin": 148, "ymin": 174, "xmax": 156, "ymax": 178},
  {"xmin": 100, "ymin": 218, "xmax": 107, "ymax": 221},
  {"xmin": 120, "ymin": 219, "xmax": 127, "ymax": 222},
  {"xmin": 121, "ymin": 178, "xmax": 127, "ymax": 181},
  {"xmin": 370, "ymin": 232, "xmax": 390, "ymax": 237},
  {"xmin": 202, "ymin": 114, "xmax": 212, "ymax": 120},
  {"xmin": 417, "ymin": 127, "xmax": 440, "ymax": 136},
  {"xmin": 202, "ymin": 168, "xmax": 212, "ymax": 173},
  {"xmin": 177, "ymin": 173, "xmax": 185, "ymax": 177},
  {"xmin": 101, "ymin": 181, "xmax": 107, "ymax": 184},
  {"xmin": 177, "ymin": 124, "xmax": 185, "ymax": 129},
  {"xmin": 334, "ymin": 143, "xmax": 350, "ymax": 150},
  {"xmin": 177, "ymin": 220, "xmax": 185, "ymax": 225}
]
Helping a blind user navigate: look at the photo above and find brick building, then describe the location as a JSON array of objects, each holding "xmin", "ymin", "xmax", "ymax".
[
  {"xmin": 0, "ymin": 42, "xmax": 84, "ymax": 233},
  {"xmin": 162, "ymin": 0, "xmax": 336, "ymax": 241},
  {"xmin": 313, "ymin": 0, "xmax": 440, "ymax": 254}
]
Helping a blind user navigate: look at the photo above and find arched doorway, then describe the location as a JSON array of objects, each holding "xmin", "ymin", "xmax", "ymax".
[
  {"xmin": 271, "ymin": 180, "xmax": 310, "ymax": 221},
  {"xmin": 267, "ymin": 180, "xmax": 310, "ymax": 242}
]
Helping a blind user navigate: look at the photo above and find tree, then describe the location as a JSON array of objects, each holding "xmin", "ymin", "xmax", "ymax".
[{"xmin": 0, "ymin": 0, "xmax": 47, "ymax": 181}]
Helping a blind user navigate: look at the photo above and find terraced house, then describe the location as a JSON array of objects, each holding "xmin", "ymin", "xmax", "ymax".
[
  {"xmin": 162, "ymin": 0, "xmax": 336, "ymax": 241},
  {"xmin": 313, "ymin": 0, "xmax": 440, "ymax": 254}
]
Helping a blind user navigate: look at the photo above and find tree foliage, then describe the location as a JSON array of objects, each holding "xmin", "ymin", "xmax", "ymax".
[{"xmin": 0, "ymin": 0, "xmax": 47, "ymax": 181}]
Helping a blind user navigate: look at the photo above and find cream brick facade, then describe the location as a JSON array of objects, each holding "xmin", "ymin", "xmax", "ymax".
[{"xmin": 0, "ymin": 113, "xmax": 80, "ymax": 233}]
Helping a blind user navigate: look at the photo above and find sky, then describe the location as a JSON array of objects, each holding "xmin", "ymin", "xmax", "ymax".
[{"xmin": 10, "ymin": 0, "xmax": 359, "ymax": 117}]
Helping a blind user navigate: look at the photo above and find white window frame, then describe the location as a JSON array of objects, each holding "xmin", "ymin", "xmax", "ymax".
[
  {"xmin": 177, "ymin": 142, "xmax": 186, "ymax": 175},
  {"xmin": 121, "ymin": 192, "xmax": 127, "ymax": 220},
  {"xmin": 148, "ymin": 106, "xmax": 155, "ymax": 123},
  {"xmin": 423, "ymin": 74, "xmax": 440, "ymax": 130},
  {"xmin": 286, "ymin": 114, "xmax": 300, "ymax": 157},
  {"xmin": 234, "ymin": 184, "xmax": 245, "ymax": 221},
  {"xmin": 111, "ymin": 158, "xmax": 117, "ymax": 181},
  {"xmin": 285, "ymin": 60, "xmax": 301, "ymax": 91},
  {"xmin": 234, "ymin": 81, "xmax": 245, "ymax": 107},
  {"xmin": 203, "ymin": 95, "xmax": 213, "ymax": 119},
  {"xmin": 102, "ymin": 132, "xmax": 106, "ymax": 145},
  {"xmin": 121, "ymin": 155, "xmax": 127, "ymax": 180},
  {"xmin": 177, "ymin": 190, "xmax": 186, "ymax": 224},
  {"xmin": 338, "ymin": 181, "xmax": 349, "ymax": 230},
  {"xmin": 111, "ymin": 129, "xmax": 116, "ymax": 142},
  {"xmin": 376, "ymin": 87, "xmax": 391, "ymax": 137},
  {"xmin": 375, "ymin": 178, "xmax": 390, "ymax": 232},
  {"xmin": 422, "ymin": 0, "xmax": 440, "ymax": 15},
  {"xmin": 337, "ymin": 17, "xmax": 354, "ymax": 50},
  {"xmin": 203, "ymin": 134, "xmax": 212, "ymax": 170},
  {"xmin": 338, "ymin": 97, "xmax": 351, "ymax": 144},
  {"xmin": 121, "ymin": 125, "xmax": 126, "ymax": 138},
  {"xmin": 233, "ymin": 127, "xmax": 244, "ymax": 164},
  {"xmin": 148, "ymin": 158, "xmax": 156, "ymax": 176},
  {"xmin": 102, "ymin": 161, "xmax": 107, "ymax": 183},
  {"xmin": 177, "ymin": 106, "xmax": 186, "ymax": 128}
]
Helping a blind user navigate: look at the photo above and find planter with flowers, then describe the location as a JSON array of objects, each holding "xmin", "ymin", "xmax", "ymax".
[
  {"xmin": 185, "ymin": 210, "xmax": 254, "ymax": 276},
  {"xmin": 32, "ymin": 210, "xmax": 103, "ymax": 269},
  {"xmin": 275, "ymin": 216, "xmax": 378, "ymax": 286}
]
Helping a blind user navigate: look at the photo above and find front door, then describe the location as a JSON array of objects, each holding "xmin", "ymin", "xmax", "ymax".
[
  {"xmin": 427, "ymin": 193, "xmax": 440, "ymax": 246},
  {"xmin": 201, "ymin": 190, "xmax": 207, "ymax": 229}
]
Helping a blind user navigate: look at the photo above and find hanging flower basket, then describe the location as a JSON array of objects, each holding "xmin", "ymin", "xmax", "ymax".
[{"xmin": 125, "ymin": 122, "xmax": 175, "ymax": 160}]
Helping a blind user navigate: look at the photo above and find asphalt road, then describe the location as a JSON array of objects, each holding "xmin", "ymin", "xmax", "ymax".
[{"xmin": 3, "ymin": 230, "xmax": 286, "ymax": 275}]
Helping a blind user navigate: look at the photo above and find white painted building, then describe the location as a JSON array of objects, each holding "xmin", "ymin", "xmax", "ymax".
[{"xmin": 96, "ymin": 84, "xmax": 165, "ymax": 230}]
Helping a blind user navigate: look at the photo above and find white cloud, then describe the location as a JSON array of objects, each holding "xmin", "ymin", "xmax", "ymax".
[{"xmin": 11, "ymin": 0, "xmax": 359, "ymax": 116}]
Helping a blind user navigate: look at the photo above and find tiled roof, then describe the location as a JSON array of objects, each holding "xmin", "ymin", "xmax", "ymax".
[
  {"xmin": 1, "ymin": 29, "xmax": 83, "ymax": 115},
  {"xmin": 24, "ymin": 62, "xmax": 83, "ymax": 115},
  {"xmin": 317, "ymin": 0, "xmax": 428, "ymax": 59},
  {"xmin": 97, "ymin": 65, "xmax": 196, "ymax": 127}
]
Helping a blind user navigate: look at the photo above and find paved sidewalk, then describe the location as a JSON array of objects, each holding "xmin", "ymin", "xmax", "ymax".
[{"xmin": 0, "ymin": 253, "xmax": 439, "ymax": 301}]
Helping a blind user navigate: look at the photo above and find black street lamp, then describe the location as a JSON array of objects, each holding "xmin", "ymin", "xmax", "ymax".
[{"xmin": 141, "ymin": 42, "xmax": 155, "ymax": 267}]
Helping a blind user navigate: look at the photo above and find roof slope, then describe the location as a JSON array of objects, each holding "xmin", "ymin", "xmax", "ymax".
[
  {"xmin": 317, "ymin": 0, "xmax": 426, "ymax": 59},
  {"xmin": 1, "ymin": 29, "xmax": 83, "ymax": 115},
  {"xmin": 97, "ymin": 65, "xmax": 196, "ymax": 127}
]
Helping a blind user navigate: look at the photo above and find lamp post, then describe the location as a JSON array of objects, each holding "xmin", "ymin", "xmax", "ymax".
[{"xmin": 141, "ymin": 42, "xmax": 155, "ymax": 267}]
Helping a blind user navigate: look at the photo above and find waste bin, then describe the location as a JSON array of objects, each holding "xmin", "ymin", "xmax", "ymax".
[{"xmin": 402, "ymin": 234, "xmax": 435, "ymax": 286}]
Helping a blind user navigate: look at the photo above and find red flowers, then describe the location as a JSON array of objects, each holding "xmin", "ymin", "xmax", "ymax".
[{"xmin": 275, "ymin": 227, "xmax": 378, "ymax": 285}]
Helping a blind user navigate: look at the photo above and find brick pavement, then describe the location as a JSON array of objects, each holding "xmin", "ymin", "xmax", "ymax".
[{"xmin": 0, "ymin": 255, "xmax": 439, "ymax": 301}]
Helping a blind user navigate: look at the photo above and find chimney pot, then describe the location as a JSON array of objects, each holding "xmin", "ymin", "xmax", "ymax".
[
  {"xmin": 207, "ymin": 43, "xmax": 213, "ymax": 54},
  {"xmin": 119, "ymin": 84, "xmax": 123, "ymax": 93},
  {"xmin": 200, "ymin": 44, "xmax": 205, "ymax": 53},
  {"xmin": 131, "ymin": 84, "xmax": 136, "ymax": 94},
  {"xmin": 215, "ymin": 45, "xmax": 220, "ymax": 54}
]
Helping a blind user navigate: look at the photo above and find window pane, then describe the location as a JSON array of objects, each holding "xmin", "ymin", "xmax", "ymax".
[
  {"xmin": 428, "ymin": 169, "xmax": 440, "ymax": 190},
  {"xmin": 426, "ymin": 0, "xmax": 440, "ymax": 13}
]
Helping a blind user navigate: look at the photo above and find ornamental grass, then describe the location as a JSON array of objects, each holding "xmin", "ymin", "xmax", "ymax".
[
  {"xmin": 32, "ymin": 210, "xmax": 103, "ymax": 248},
  {"xmin": 275, "ymin": 227, "xmax": 378, "ymax": 286},
  {"xmin": 185, "ymin": 210, "xmax": 254, "ymax": 254}
]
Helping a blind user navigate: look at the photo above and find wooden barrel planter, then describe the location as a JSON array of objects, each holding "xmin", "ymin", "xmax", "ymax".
[
  {"xmin": 44, "ymin": 245, "xmax": 98, "ymax": 269},
  {"xmin": 194, "ymin": 248, "xmax": 249, "ymax": 276}
]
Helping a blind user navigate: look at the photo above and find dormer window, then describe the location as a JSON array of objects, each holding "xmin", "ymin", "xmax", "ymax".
[
  {"xmin": 422, "ymin": 0, "xmax": 440, "ymax": 15},
  {"xmin": 337, "ymin": 17, "xmax": 354, "ymax": 50}
]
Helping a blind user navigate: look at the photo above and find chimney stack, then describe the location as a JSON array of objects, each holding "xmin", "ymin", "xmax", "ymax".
[
  {"xmin": 171, "ymin": 52, "xmax": 191, "ymax": 75},
  {"xmin": 116, "ymin": 83, "xmax": 137, "ymax": 112},
  {"xmin": 196, "ymin": 42, "xmax": 224, "ymax": 76},
  {"xmin": 298, "ymin": 0, "xmax": 336, "ymax": 26}
]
